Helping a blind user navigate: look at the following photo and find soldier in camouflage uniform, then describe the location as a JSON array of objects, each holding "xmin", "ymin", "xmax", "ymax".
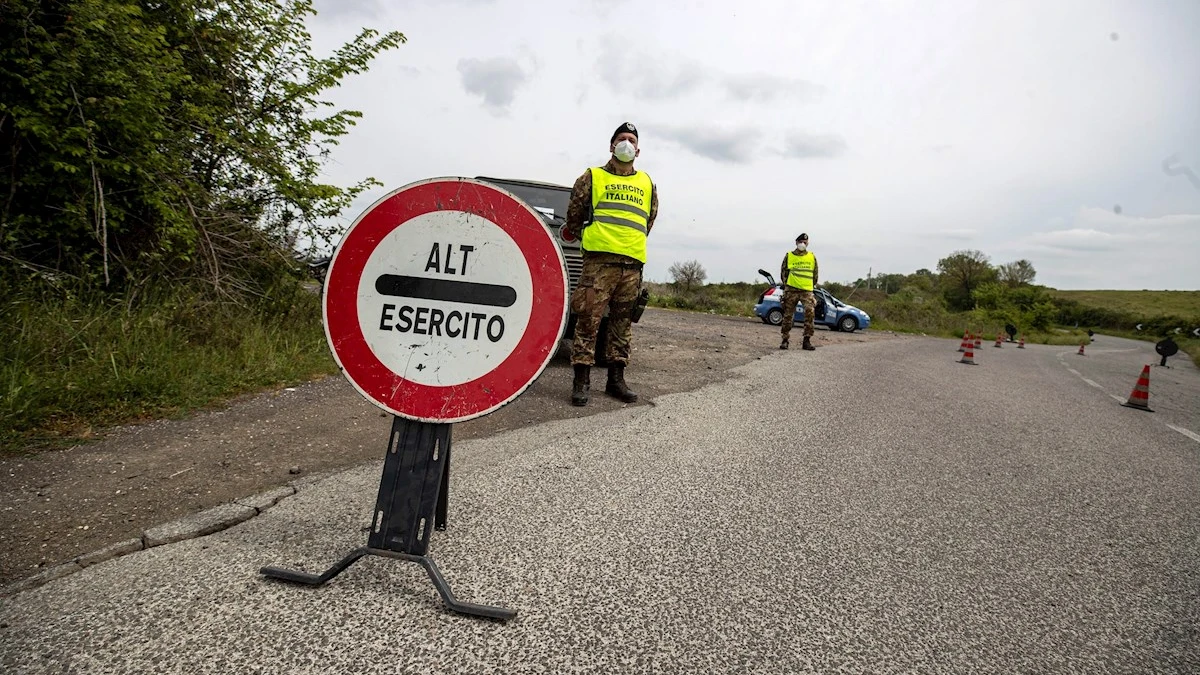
[
  {"xmin": 779, "ymin": 233, "xmax": 818, "ymax": 351},
  {"xmin": 561, "ymin": 122, "xmax": 659, "ymax": 406}
]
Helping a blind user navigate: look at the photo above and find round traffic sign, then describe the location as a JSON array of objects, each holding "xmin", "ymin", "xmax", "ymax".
[
  {"xmin": 1156, "ymin": 338, "xmax": 1179, "ymax": 357},
  {"xmin": 323, "ymin": 177, "xmax": 568, "ymax": 423}
]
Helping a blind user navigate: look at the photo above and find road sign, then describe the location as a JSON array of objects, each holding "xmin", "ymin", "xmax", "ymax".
[
  {"xmin": 1156, "ymin": 338, "xmax": 1179, "ymax": 357},
  {"xmin": 323, "ymin": 177, "xmax": 568, "ymax": 424}
]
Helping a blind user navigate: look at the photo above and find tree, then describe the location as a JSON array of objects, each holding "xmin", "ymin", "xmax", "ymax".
[
  {"xmin": 874, "ymin": 272, "xmax": 905, "ymax": 294},
  {"xmin": 936, "ymin": 249, "xmax": 996, "ymax": 311},
  {"xmin": 998, "ymin": 259, "xmax": 1037, "ymax": 287},
  {"xmin": 1, "ymin": 0, "xmax": 405, "ymax": 298},
  {"xmin": 668, "ymin": 259, "xmax": 707, "ymax": 292}
]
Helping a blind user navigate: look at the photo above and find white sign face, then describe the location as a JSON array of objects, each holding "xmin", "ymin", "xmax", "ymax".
[
  {"xmin": 323, "ymin": 176, "xmax": 568, "ymax": 424},
  {"xmin": 358, "ymin": 211, "xmax": 533, "ymax": 386}
]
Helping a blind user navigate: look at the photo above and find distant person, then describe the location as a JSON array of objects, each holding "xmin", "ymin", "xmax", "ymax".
[
  {"xmin": 779, "ymin": 233, "xmax": 818, "ymax": 350},
  {"xmin": 561, "ymin": 122, "xmax": 659, "ymax": 406}
]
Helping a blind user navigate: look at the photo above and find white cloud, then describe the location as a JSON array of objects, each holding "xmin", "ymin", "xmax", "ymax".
[
  {"xmin": 1027, "ymin": 227, "xmax": 1141, "ymax": 252},
  {"xmin": 778, "ymin": 132, "xmax": 848, "ymax": 159},
  {"xmin": 302, "ymin": 0, "xmax": 1200, "ymax": 289},
  {"xmin": 722, "ymin": 73, "xmax": 825, "ymax": 102},
  {"xmin": 594, "ymin": 42, "xmax": 708, "ymax": 101},
  {"xmin": 934, "ymin": 229, "xmax": 978, "ymax": 240},
  {"xmin": 456, "ymin": 57, "xmax": 530, "ymax": 112},
  {"xmin": 656, "ymin": 125, "xmax": 762, "ymax": 164},
  {"xmin": 1016, "ymin": 208, "xmax": 1200, "ymax": 288}
]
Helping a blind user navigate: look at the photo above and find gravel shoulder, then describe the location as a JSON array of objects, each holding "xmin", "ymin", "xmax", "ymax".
[{"xmin": 0, "ymin": 308, "xmax": 894, "ymax": 585}]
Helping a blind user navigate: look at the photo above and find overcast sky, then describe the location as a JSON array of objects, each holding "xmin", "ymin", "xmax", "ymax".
[{"xmin": 305, "ymin": 0, "xmax": 1200, "ymax": 290}]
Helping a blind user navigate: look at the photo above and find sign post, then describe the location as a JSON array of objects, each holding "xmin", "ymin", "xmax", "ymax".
[{"xmin": 260, "ymin": 177, "xmax": 569, "ymax": 621}]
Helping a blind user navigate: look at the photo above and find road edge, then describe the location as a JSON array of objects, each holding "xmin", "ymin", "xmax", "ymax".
[{"xmin": 0, "ymin": 470, "xmax": 334, "ymax": 598}]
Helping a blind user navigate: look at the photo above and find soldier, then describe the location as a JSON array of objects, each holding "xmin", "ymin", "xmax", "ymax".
[
  {"xmin": 561, "ymin": 122, "xmax": 659, "ymax": 406},
  {"xmin": 779, "ymin": 233, "xmax": 818, "ymax": 351}
]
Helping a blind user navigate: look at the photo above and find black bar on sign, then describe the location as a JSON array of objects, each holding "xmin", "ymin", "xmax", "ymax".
[{"xmin": 375, "ymin": 274, "xmax": 516, "ymax": 308}]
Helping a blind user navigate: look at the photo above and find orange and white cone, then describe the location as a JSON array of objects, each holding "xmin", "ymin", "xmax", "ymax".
[
  {"xmin": 994, "ymin": 334, "xmax": 1003, "ymax": 348},
  {"xmin": 1120, "ymin": 365, "xmax": 1154, "ymax": 412},
  {"xmin": 1077, "ymin": 343, "xmax": 1086, "ymax": 356},
  {"xmin": 974, "ymin": 337, "xmax": 982, "ymax": 350},
  {"xmin": 1018, "ymin": 336, "xmax": 1025, "ymax": 349},
  {"xmin": 958, "ymin": 331, "xmax": 969, "ymax": 352},
  {"xmin": 958, "ymin": 342, "xmax": 977, "ymax": 365}
]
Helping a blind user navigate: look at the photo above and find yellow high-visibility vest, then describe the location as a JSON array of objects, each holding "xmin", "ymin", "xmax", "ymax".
[
  {"xmin": 785, "ymin": 251, "xmax": 815, "ymax": 290},
  {"xmin": 583, "ymin": 166, "xmax": 653, "ymax": 263}
]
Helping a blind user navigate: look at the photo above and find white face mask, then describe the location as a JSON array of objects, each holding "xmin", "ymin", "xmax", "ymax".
[
  {"xmin": 613, "ymin": 140, "xmax": 637, "ymax": 162},
  {"xmin": 797, "ymin": 242, "xmax": 808, "ymax": 252}
]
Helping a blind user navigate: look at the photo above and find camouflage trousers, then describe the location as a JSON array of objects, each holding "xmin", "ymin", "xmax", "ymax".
[
  {"xmin": 570, "ymin": 258, "xmax": 642, "ymax": 366},
  {"xmin": 780, "ymin": 287, "xmax": 815, "ymax": 340}
]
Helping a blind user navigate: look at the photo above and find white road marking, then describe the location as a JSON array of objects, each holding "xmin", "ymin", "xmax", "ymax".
[
  {"xmin": 1083, "ymin": 378, "xmax": 1103, "ymax": 388},
  {"xmin": 1068, "ymin": 368, "xmax": 1082, "ymax": 376},
  {"xmin": 1166, "ymin": 424, "xmax": 1200, "ymax": 444},
  {"xmin": 1109, "ymin": 394, "xmax": 1125, "ymax": 403}
]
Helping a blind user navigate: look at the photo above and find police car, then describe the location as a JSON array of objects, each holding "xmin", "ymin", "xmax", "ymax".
[{"xmin": 752, "ymin": 269, "xmax": 871, "ymax": 333}]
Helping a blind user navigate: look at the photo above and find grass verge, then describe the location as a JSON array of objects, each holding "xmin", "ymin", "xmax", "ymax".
[{"xmin": 1, "ymin": 285, "xmax": 337, "ymax": 454}]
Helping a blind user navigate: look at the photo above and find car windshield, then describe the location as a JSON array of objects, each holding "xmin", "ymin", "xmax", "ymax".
[{"xmin": 480, "ymin": 179, "xmax": 569, "ymax": 220}]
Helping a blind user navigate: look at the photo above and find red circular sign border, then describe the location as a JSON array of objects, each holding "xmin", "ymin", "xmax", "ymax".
[{"xmin": 323, "ymin": 177, "xmax": 568, "ymax": 423}]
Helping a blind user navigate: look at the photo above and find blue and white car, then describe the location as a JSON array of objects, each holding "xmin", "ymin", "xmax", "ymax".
[{"xmin": 752, "ymin": 269, "xmax": 871, "ymax": 333}]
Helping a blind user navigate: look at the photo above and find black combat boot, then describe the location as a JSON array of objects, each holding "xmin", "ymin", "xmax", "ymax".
[
  {"xmin": 605, "ymin": 365, "xmax": 638, "ymax": 403},
  {"xmin": 571, "ymin": 364, "xmax": 590, "ymax": 406},
  {"xmin": 780, "ymin": 337, "xmax": 789, "ymax": 350},
  {"xmin": 802, "ymin": 336, "xmax": 816, "ymax": 351}
]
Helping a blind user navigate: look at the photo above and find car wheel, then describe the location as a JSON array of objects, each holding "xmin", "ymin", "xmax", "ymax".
[
  {"xmin": 838, "ymin": 315, "xmax": 858, "ymax": 333},
  {"xmin": 766, "ymin": 308, "xmax": 784, "ymax": 326}
]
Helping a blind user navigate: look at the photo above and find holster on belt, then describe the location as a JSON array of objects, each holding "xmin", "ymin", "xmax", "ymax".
[{"xmin": 631, "ymin": 287, "xmax": 650, "ymax": 323}]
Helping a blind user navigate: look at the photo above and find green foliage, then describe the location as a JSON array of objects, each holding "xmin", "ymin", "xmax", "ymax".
[
  {"xmin": 936, "ymin": 249, "xmax": 998, "ymax": 311},
  {"xmin": 855, "ymin": 287, "xmax": 965, "ymax": 336},
  {"xmin": 970, "ymin": 282, "xmax": 1057, "ymax": 332},
  {"xmin": 0, "ymin": 284, "xmax": 336, "ymax": 452},
  {"xmin": 1, "ymin": 0, "xmax": 405, "ymax": 297},
  {"xmin": 998, "ymin": 259, "xmax": 1037, "ymax": 287},
  {"xmin": 1050, "ymin": 290, "xmax": 1200, "ymax": 318},
  {"xmin": 645, "ymin": 281, "xmax": 757, "ymax": 317}
]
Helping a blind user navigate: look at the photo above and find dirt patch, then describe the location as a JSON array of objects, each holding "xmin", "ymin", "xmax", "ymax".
[{"xmin": 0, "ymin": 308, "xmax": 893, "ymax": 584}]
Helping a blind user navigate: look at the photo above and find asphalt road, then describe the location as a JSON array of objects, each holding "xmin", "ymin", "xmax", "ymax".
[
  {"xmin": 1, "ymin": 334, "xmax": 1197, "ymax": 674},
  {"xmin": 1050, "ymin": 333, "xmax": 1199, "ymax": 437}
]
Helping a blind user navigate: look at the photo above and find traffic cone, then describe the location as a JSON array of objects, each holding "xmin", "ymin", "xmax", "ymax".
[
  {"xmin": 958, "ymin": 331, "xmax": 969, "ymax": 352},
  {"xmin": 1018, "ymin": 336, "xmax": 1025, "ymax": 349},
  {"xmin": 994, "ymin": 334, "xmax": 1003, "ymax": 348},
  {"xmin": 958, "ymin": 342, "xmax": 977, "ymax": 365},
  {"xmin": 1077, "ymin": 343, "xmax": 1086, "ymax": 356},
  {"xmin": 1120, "ymin": 365, "xmax": 1154, "ymax": 412},
  {"xmin": 974, "ymin": 337, "xmax": 982, "ymax": 350}
]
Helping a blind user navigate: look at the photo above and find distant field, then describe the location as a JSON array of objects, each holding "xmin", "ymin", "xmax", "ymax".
[{"xmin": 1052, "ymin": 290, "xmax": 1200, "ymax": 317}]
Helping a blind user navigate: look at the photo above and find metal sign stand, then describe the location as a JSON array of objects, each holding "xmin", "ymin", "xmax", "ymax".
[{"xmin": 260, "ymin": 416, "xmax": 516, "ymax": 621}]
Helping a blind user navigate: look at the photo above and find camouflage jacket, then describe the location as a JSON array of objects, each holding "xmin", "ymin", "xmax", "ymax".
[
  {"xmin": 564, "ymin": 158, "xmax": 659, "ymax": 264},
  {"xmin": 780, "ymin": 250, "xmax": 819, "ymax": 288}
]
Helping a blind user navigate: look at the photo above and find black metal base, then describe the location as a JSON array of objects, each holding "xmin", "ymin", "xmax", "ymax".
[
  {"xmin": 1120, "ymin": 402, "xmax": 1154, "ymax": 413},
  {"xmin": 260, "ymin": 547, "xmax": 516, "ymax": 621},
  {"xmin": 258, "ymin": 416, "xmax": 516, "ymax": 622}
]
